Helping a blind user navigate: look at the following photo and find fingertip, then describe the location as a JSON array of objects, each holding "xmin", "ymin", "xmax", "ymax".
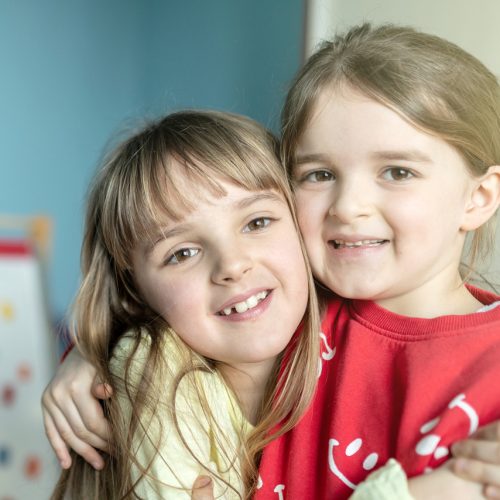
[
  {"xmin": 486, "ymin": 485, "xmax": 500, "ymax": 499},
  {"xmin": 59, "ymin": 454, "xmax": 72, "ymax": 469},
  {"xmin": 92, "ymin": 459, "xmax": 105, "ymax": 470},
  {"xmin": 453, "ymin": 458, "xmax": 469, "ymax": 474},
  {"xmin": 92, "ymin": 382, "xmax": 113, "ymax": 400},
  {"xmin": 193, "ymin": 475, "xmax": 212, "ymax": 489}
]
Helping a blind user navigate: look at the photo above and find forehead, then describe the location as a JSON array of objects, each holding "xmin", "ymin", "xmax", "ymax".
[
  {"xmin": 141, "ymin": 180, "xmax": 288, "ymax": 256},
  {"xmin": 158, "ymin": 158, "xmax": 285, "ymax": 216},
  {"xmin": 150, "ymin": 156, "xmax": 285, "ymax": 214},
  {"xmin": 296, "ymin": 86, "xmax": 462, "ymax": 166}
]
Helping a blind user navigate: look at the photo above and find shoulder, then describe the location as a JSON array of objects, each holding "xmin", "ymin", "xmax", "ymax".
[
  {"xmin": 110, "ymin": 330, "xmax": 238, "ymax": 414},
  {"xmin": 110, "ymin": 329, "xmax": 190, "ymax": 377}
]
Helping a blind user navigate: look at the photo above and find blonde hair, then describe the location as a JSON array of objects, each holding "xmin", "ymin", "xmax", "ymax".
[
  {"xmin": 52, "ymin": 110, "xmax": 320, "ymax": 499},
  {"xmin": 282, "ymin": 23, "xmax": 500, "ymax": 271}
]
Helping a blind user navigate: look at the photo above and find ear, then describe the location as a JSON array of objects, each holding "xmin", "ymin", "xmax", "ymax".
[{"xmin": 461, "ymin": 165, "xmax": 500, "ymax": 231}]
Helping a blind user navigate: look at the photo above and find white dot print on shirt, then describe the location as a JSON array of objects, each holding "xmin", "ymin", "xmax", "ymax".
[
  {"xmin": 328, "ymin": 437, "xmax": 380, "ymax": 490},
  {"xmin": 415, "ymin": 393, "xmax": 479, "ymax": 470}
]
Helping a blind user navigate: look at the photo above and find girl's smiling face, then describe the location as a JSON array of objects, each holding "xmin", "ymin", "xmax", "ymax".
[
  {"xmin": 132, "ymin": 168, "xmax": 309, "ymax": 373},
  {"xmin": 293, "ymin": 86, "xmax": 480, "ymax": 315}
]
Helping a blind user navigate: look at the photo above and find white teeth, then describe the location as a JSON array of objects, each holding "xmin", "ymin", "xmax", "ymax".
[
  {"xmin": 246, "ymin": 295, "xmax": 259, "ymax": 309},
  {"xmin": 333, "ymin": 239, "xmax": 385, "ymax": 248},
  {"xmin": 220, "ymin": 290, "xmax": 269, "ymax": 316},
  {"xmin": 235, "ymin": 302, "xmax": 249, "ymax": 313}
]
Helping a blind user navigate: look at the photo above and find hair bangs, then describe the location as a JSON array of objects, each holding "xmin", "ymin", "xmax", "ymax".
[{"xmin": 97, "ymin": 110, "xmax": 290, "ymax": 272}]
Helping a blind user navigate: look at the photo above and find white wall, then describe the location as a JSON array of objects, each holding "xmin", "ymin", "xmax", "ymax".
[
  {"xmin": 304, "ymin": 0, "xmax": 500, "ymax": 288},
  {"xmin": 305, "ymin": 0, "xmax": 500, "ymax": 77}
]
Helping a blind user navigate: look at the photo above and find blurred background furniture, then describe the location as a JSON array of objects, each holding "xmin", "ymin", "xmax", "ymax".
[{"xmin": 0, "ymin": 215, "xmax": 58, "ymax": 498}]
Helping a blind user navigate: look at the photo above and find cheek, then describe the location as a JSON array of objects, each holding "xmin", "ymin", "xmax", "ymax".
[
  {"xmin": 154, "ymin": 286, "xmax": 203, "ymax": 348},
  {"xmin": 270, "ymin": 224, "xmax": 310, "ymax": 290},
  {"xmin": 296, "ymin": 194, "xmax": 322, "ymax": 237},
  {"xmin": 389, "ymin": 194, "xmax": 460, "ymax": 241},
  {"xmin": 296, "ymin": 200, "xmax": 328, "ymax": 266},
  {"xmin": 285, "ymin": 247, "xmax": 310, "ymax": 312},
  {"xmin": 142, "ymin": 275, "xmax": 199, "ymax": 325},
  {"xmin": 294, "ymin": 190, "xmax": 313, "ymax": 224}
]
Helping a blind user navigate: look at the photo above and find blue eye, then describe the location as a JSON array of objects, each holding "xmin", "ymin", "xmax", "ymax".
[
  {"xmin": 382, "ymin": 167, "xmax": 414, "ymax": 181},
  {"xmin": 304, "ymin": 170, "xmax": 335, "ymax": 183},
  {"xmin": 244, "ymin": 217, "xmax": 271, "ymax": 232},
  {"xmin": 165, "ymin": 247, "xmax": 199, "ymax": 265}
]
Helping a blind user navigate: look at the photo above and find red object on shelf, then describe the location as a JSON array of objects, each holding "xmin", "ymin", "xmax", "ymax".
[{"xmin": 0, "ymin": 240, "xmax": 32, "ymax": 256}]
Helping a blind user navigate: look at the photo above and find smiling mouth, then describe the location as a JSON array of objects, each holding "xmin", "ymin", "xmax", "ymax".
[
  {"xmin": 217, "ymin": 290, "xmax": 270, "ymax": 316},
  {"xmin": 331, "ymin": 239, "xmax": 388, "ymax": 249}
]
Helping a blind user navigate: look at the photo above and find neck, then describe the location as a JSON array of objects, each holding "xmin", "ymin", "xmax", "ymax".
[
  {"xmin": 219, "ymin": 357, "xmax": 276, "ymax": 425},
  {"xmin": 376, "ymin": 274, "xmax": 482, "ymax": 318}
]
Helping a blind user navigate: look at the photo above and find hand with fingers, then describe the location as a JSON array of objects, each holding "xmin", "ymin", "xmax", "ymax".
[
  {"xmin": 191, "ymin": 476, "xmax": 214, "ymax": 500},
  {"xmin": 41, "ymin": 347, "xmax": 112, "ymax": 470},
  {"xmin": 451, "ymin": 420, "xmax": 500, "ymax": 499}
]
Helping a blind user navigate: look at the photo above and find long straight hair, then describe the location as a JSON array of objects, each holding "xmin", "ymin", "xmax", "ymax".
[{"xmin": 52, "ymin": 110, "xmax": 320, "ymax": 499}]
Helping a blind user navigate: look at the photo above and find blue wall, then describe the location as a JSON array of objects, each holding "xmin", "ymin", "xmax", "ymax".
[{"xmin": 0, "ymin": 1, "xmax": 304, "ymax": 318}]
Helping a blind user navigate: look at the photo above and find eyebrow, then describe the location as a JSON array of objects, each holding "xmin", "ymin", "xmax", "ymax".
[
  {"xmin": 293, "ymin": 153, "xmax": 330, "ymax": 167},
  {"xmin": 145, "ymin": 191, "xmax": 284, "ymax": 255},
  {"xmin": 371, "ymin": 150, "xmax": 432, "ymax": 163},
  {"xmin": 235, "ymin": 191, "xmax": 284, "ymax": 209},
  {"xmin": 293, "ymin": 149, "xmax": 432, "ymax": 167},
  {"xmin": 145, "ymin": 225, "xmax": 191, "ymax": 256}
]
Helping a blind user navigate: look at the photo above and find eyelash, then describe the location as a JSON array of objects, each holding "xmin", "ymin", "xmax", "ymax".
[
  {"xmin": 243, "ymin": 216, "xmax": 273, "ymax": 232},
  {"xmin": 381, "ymin": 167, "xmax": 415, "ymax": 181},
  {"xmin": 300, "ymin": 170, "xmax": 335, "ymax": 183},
  {"xmin": 165, "ymin": 247, "xmax": 199, "ymax": 266}
]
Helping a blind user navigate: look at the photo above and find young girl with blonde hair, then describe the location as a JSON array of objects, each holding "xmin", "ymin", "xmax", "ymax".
[
  {"xmin": 256, "ymin": 23, "xmax": 500, "ymax": 499},
  {"xmin": 51, "ymin": 110, "xmax": 322, "ymax": 499}
]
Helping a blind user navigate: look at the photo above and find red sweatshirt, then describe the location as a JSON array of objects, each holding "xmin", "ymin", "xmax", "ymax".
[{"xmin": 255, "ymin": 287, "xmax": 500, "ymax": 499}]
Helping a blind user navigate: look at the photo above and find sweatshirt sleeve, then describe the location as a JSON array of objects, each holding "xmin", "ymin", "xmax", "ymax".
[{"xmin": 349, "ymin": 459, "xmax": 414, "ymax": 500}]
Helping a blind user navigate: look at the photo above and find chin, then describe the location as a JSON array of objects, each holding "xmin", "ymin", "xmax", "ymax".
[{"xmin": 329, "ymin": 283, "xmax": 379, "ymax": 300}]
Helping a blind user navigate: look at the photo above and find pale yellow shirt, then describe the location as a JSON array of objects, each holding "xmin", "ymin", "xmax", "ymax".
[{"xmin": 110, "ymin": 332, "xmax": 248, "ymax": 499}]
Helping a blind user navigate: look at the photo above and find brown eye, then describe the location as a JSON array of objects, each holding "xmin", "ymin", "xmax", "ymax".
[
  {"xmin": 244, "ymin": 217, "xmax": 271, "ymax": 232},
  {"xmin": 305, "ymin": 170, "xmax": 334, "ymax": 183},
  {"xmin": 165, "ymin": 248, "xmax": 199, "ymax": 265},
  {"xmin": 382, "ymin": 167, "xmax": 414, "ymax": 181}
]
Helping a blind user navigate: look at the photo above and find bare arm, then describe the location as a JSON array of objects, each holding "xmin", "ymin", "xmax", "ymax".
[{"xmin": 41, "ymin": 347, "xmax": 112, "ymax": 470}]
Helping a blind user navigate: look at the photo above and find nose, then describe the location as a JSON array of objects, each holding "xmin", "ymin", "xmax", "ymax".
[
  {"xmin": 211, "ymin": 244, "xmax": 253, "ymax": 285},
  {"xmin": 328, "ymin": 178, "xmax": 371, "ymax": 223}
]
